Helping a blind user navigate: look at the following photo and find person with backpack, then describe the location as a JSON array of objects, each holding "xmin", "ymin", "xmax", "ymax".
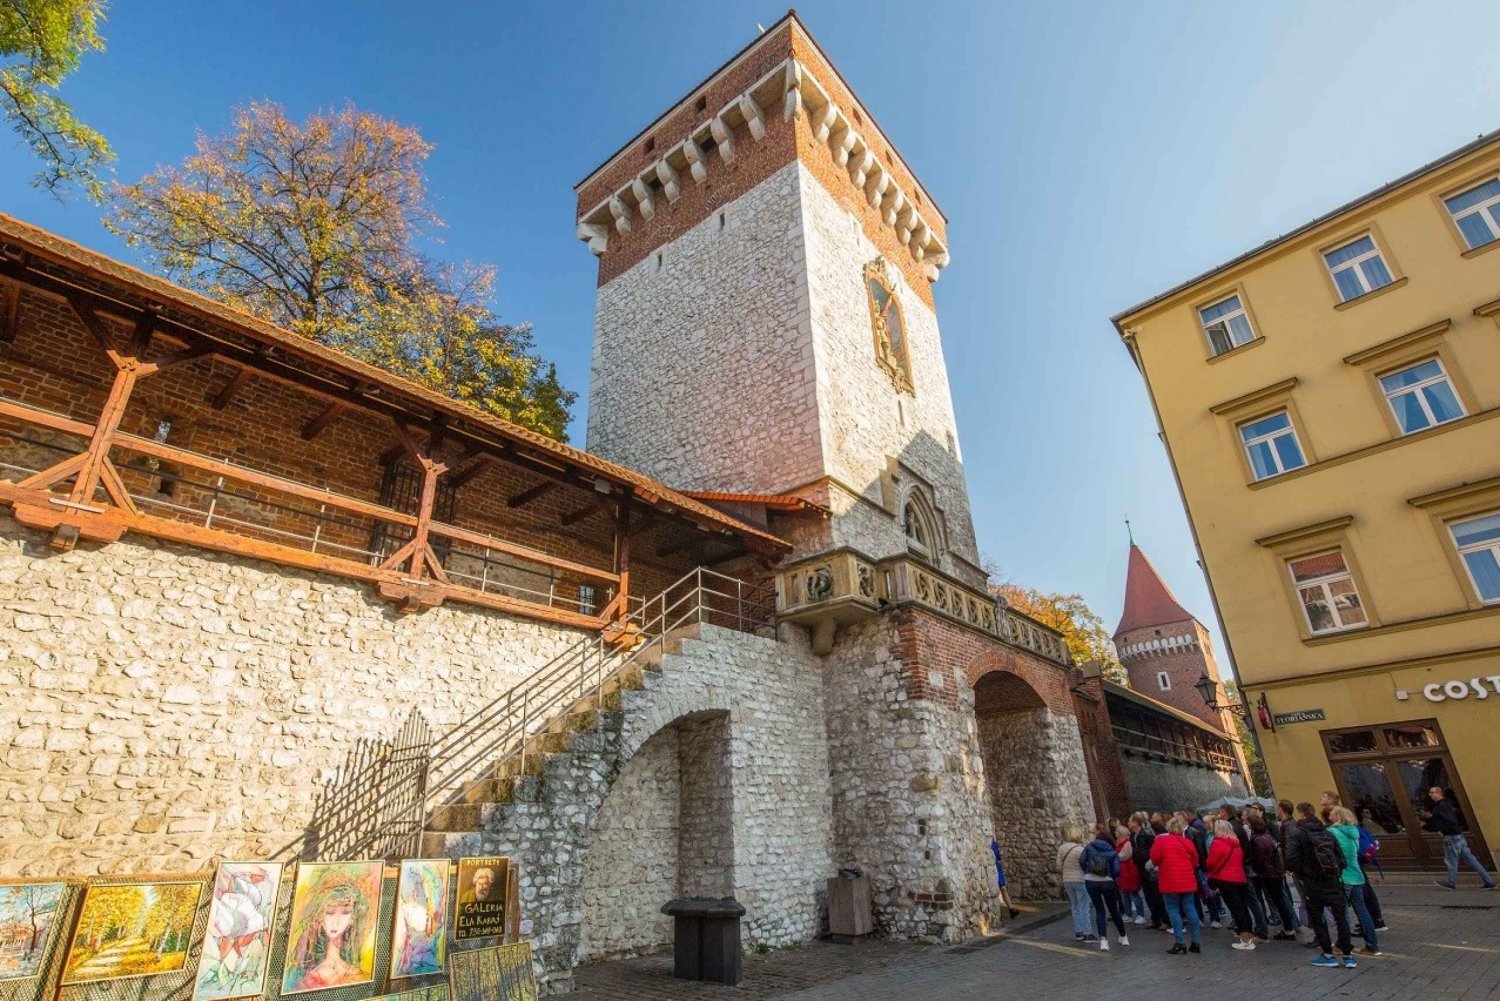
[
  {"xmin": 1206, "ymin": 819, "xmax": 1259, "ymax": 950},
  {"xmin": 1081, "ymin": 822, "xmax": 1130, "ymax": 951},
  {"xmin": 1248, "ymin": 814, "xmax": 1298, "ymax": 939},
  {"xmin": 1328, "ymin": 807, "xmax": 1381, "ymax": 955},
  {"xmin": 1285, "ymin": 802, "xmax": 1356, "ymax": 969},
  {"xmin": 1422, "ymin": 786, "xmax": 1497, "ymax": 890},
  {"xmin": 1352, "ymin": 813, "xmax": 1387, "ymax": 935},
  {"xmin": 1058, "ymin": 825, "xmax": 1095, "ymax": 941},
  {"xmin": 1150, "ymin": 816, "xmax": 1202, "ymax": 954}
]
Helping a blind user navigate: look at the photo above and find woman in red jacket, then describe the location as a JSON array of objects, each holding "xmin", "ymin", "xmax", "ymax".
[
  {"xmin": 1206, "ymin": 819, "xmax": 1258, "ymax": 951},
  {"xmin": 1112, "ymin": 820, "xmax": 1145, "ymax": 925},
  {"xmin": 1149, "ymin": 817, "xmax": 1201, "ymax": 953}
]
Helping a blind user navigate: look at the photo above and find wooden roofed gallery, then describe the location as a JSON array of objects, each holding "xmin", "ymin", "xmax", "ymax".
[{"xmin": 0, "ymin": 213, "xmax": 792, "ymax": 634}]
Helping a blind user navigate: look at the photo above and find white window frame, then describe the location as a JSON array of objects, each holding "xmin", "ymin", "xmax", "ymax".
[
  {"xmin": 1288, "ymin": 550, "xmax": 1367, "ymax": 634},
  {"xmin": 1324, "ymin": 236, "xmax": 1393, "ymax": 301},
  {"xmin": 1445, "ymin": 177, "xmax": 1500, "ymax": 250},
  {"xmin": 1157, "ymin": 672, "xmax": 1171, "ymax": 691},
  {"xmin": 1379, "ymin": 357, "xmax": 1465, "ymax": 434},
  {"xmin": 1198, "ymin": 294, "xmax": 1256, "ymax": 355},
  {"xmin": 1238, "ymin": 410, "xmax": 1306, "ymax": 480},
  {"xmin": 1450, "ymin": 512, "xmax": 1500, "ymax": 606}
]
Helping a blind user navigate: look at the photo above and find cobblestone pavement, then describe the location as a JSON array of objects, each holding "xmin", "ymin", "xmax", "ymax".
[{"xmin": 570, "ymin": 884, "xmax": 1500, "ymax": 1000}]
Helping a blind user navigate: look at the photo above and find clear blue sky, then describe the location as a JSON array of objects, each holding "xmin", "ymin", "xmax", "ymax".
[{"xmin": 5, "ymin": 0, "xmax": 1499, "ymax": 672}]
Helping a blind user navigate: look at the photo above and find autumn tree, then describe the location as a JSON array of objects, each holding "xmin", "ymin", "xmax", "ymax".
[
  {"xmin": 106, "ymin": 100, "xmax": 575, "ymax": 438},
  {"xmin": 2, "ymin": 0, "xmax": 113, "ymax": 198},
  {"xmin": 992, "ymin": 582, "xmax": 1126, "ymax": 684}
]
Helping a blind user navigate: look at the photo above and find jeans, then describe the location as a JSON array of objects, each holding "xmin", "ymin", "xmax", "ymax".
[
  {"xmin": 1085, "ymin": 879, "xmax": 1127, "ymax": 938},
  {"xmin": 1258, "ymin": 876, "xmax": 1298, "ymax": 931},
  {"xmin": 1216, "ymin": 881, "xmax": 1254, "ymax": 936},
  {"xmin": 1443, "ymin": 833, "xmax": 1497, "ymax": 887},
  {"xmin": 1359, "ymin": 881, "xmax": 1383, "ymax": 927},
  {"xmin": 1143, "ymin": 876, "xmax": 1169, "ymax": 926},
  {"xmin": 1064, "ymin": 882, "xmax": 1094, "ymax": 937},
  {"xmin": 1120, "ymin": 888, "xmax": 1146, "ymax": 919},
  {"xmin": 1304, "ymin": 883, "xmax": 1352, "ymax": 957},
  {"xmin": 1280, "ymin": 878, "xmax": 1302, "ymax": 930},
  {"xmin": 1344, "ymin": 883, "xmax": 1378, "ymax": 950},
  {"xmin": 1162, "ymin": 891, "xmax": 1201, "ymax": 945}
]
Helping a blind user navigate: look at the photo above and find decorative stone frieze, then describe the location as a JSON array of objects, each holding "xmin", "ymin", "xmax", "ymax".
[{"xmin": 574, "ymin": 56, "xmax": 951, "ymax": 279}]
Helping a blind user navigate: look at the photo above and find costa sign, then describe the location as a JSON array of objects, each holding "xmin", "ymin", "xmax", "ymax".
[{"xmin": 1417, "ymin": 677, "xmax": 1500, "ymax": 702}]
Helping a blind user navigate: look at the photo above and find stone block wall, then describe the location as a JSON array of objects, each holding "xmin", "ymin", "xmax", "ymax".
[
  {"xmin": 1121, "ymin": 755, "xmax": 1249, "ymax": 816},
  {"xmin": 0, "ymin": 514, "xmax": 585, "ymax": 877}
]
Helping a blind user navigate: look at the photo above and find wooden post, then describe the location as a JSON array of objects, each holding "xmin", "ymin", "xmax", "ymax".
[
  {"xmin": 408, "ymin": 457, "xmax": 439, "ymax": 579},
  {"xmin": 614, "ymin": 501, "xmax": 631, "ymax": 623},
  {"xmin": 69, "ymin": 361, "xmax": 137, "ymax": 508}
]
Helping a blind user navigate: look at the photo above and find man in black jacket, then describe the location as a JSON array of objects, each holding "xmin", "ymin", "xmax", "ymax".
[
  {"xmin": 1131, "ymin": 813, "xmax": 1170, "ymax": 930},
  {"xmin": 1424, "ymin": 787, "xmax": 1497, "ymax": 890},
  {"xmin": 1285, "ymin": 803, "xmax": 1355, "ymax": 968}
]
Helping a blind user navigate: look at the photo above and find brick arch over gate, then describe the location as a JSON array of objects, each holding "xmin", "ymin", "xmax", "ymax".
[{"xmin": 969, "ymin": 657, "xmax": 1094, "ymax": 900}]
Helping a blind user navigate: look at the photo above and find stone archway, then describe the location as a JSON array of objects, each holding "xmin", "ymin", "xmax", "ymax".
[
  {"xmin": 972, "ymin": 669, "xmax": 1092, "ymax": 899},
  {"xmin": 577, "ymin": 710, "xmax": 735, "ymax": 961}
]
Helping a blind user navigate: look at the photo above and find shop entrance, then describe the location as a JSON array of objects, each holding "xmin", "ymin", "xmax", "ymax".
[{"xmin": 1322, "ymin": 718, "xmax": 1488, "ymax": 870}]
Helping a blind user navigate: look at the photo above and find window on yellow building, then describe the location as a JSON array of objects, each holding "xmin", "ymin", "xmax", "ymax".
[
  {"xmin": 1323, "ymin": 235, "xmax": 1394, "ymax": 302},
  {"xmin": 1451, "ymin": 512, "xmax": 1500, "ymax": 604},
  {"xmin": 1238, "ymin": 410, "xmax": 1307, "ymax": 480},
  {"xmin": 1288, "ymin": 550, "xmax": 1368, "ymax": 634},
  {"xmin": 1444, "ymin": 178, "xmax": 1500, "ymax": 250},
  {"xmin": 1198, "ymin": 293, "xmax": 1256, "ymax": 356},
  {"xmin": 1379, "ymin": 358, "xmax": 1465, "ymax": 434}
]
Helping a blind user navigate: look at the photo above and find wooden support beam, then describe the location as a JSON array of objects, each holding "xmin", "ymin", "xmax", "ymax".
[
  {"xmin": 0, "ymin": 281, "xmax": 18, "ymax": 343},
  {"xmin": 211, "ymin": 366, "xmax": 252, "ymax": 410},
  {"xmin": 560, "ymin": 497, "xmax": 607, "ymax": 527},
  {"xmin": 301, "ymin": 402, "xmax": 346, "ymax": 440},
  {"xmin": 128, "ymin": 313, "xmax": 156, "ymax": 356},
  {"xmin": 627, "ymin": 508, "xmax": 657, "ymax": 537},
  {"xmin": 506, "ymin": 480, "xmax": 557, "ymax": 509},
  {"xmin": 614, "ymin": 502, "xmax": 631, "ymax": 623},
  {"xmin": 135, "ymin": 343, "xmax": 212, "ymax": 377},
  {"xmin": 448, "ymin": 453, "xmax": 494, "ymax": 489},
  {"xmin": 65, "ymin": 293, "xmax": 126, "ymax": 369},
  {"xmin": 656, "ymin": 530, "xmax": 708, "ymax": 559},
  {"xmin": 68, "ymin": 363, "xmax": 137, "ymax": 510}
]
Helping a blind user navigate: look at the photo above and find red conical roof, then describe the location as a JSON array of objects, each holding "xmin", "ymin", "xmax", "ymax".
[{"xmin": 1114, "ymin": 544, "xmax": 1196, "ymax": 637}]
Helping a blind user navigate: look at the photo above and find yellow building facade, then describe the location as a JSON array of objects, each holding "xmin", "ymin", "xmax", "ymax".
[{"xmin": 1114, "ymin": 132, "xmax": 1500, "ymax": 871}]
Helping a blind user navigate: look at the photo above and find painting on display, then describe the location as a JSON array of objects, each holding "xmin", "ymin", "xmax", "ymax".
[
  {"xmin": 279, "ymin": 861, "xmax": 383, "ymax": 996},
  {"xmin": 452, "ymin": 858, "xmax": 508, "ymax": 942},
  {"xmin": 191, "ymin": 861, "xmax": 284, "ymax": 1001},
  {"xmin": 60, "ymin": 879, "xmax": 204, "ymax": 985},
  {"xmin": 390, "ymin": 859, "xmax": 449, "ymax": 980},
  {"xmin": 0, "ymin": 882, "xmax": 66, "ymax": 981},
  {"xmin": 447, "ymin": 942, "xmax": 536, "ymax": 1001}
]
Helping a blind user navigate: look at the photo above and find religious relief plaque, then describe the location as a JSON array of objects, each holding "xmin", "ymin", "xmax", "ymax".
[
  {"xmin": 453, "ymin": 858, "xmax": 509, "ymax": 942},
  {"xmin": 447, "ymin": 943, "xmax": 536, "ymax": 1001}
]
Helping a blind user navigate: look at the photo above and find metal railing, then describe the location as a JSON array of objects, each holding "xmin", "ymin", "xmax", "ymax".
[{"xmin": 352, "ymin": 566, "xmax": 775, "ymax": 858}]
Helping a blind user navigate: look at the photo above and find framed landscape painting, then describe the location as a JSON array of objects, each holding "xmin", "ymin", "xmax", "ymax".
[
  {"xmin": 390, "ymin": 859, "xmax": 449, "ymax": 980},
  {"xmin": 191, "ymin": 861, "xmax": 284, "ymax": 1001},
  {"xmin": 60, "ymin": 879, "xmax": 204, "ymax": 985},
  {"xmin": 0, "ymin": 882, "xmax": 66, "ymax": 981},
  {"xmin": 279, "ymin": 861, "xmax": 383, "ymax": 996}
]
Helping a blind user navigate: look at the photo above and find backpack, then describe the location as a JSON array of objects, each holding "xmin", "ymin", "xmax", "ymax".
[
  {"xmin": 1357, "ymin": 825, "xmax": 1379, "ymax": 862},
  {"xmin": 1307, "ymin": 827, "xmax": 1346, "ymax": 881},
  {"xmin": 1087, "ymin": 848, "xmax": 1112, "ymax": 877}
]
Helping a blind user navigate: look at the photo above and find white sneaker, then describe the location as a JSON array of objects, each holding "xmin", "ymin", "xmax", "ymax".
[
  {"xmin": 1133, "ymin": 916, "xmax": 1146, "ymax": 925},
  {"xmin": 1119, "ymin": 935, "xmax": 1130, "ymax": 947},
  {"xmin": 1210, "ymin": 920, "xmax": 1223, "ymax": 929},
  {"xmin": 1099, "ymin": 939, "xmax": 1110, "ymax": 951},
  {"xmin": 1232, "ymin": 940, "xmax": 1256, "ymax": 951}
]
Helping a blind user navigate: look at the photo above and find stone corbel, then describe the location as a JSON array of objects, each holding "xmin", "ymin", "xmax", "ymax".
[
  {"xmin": 738, "ymin": 94, "xmax": 766, "ymax": 141},
  {"xmin": 813, "ymin": 104, "xmax": 837, "ymax": 143},
  {"xmin": 710, "ymin": 116, "xmax": 736, "ymax": 161},
  {"xmin": 630, "ymin": 178, "xmax": 656, "ymax": 221},
  {"xmin": 655, "ymin": 160, "xmax": 680, "ymax": 202},
  {"xmin": 831, "ymin": 126, "xmax": 857, "ymax": 168},
  {"xmin": 681, "ymin": 138, "xmax": 708, "ymax": 183},
  {"xmin": 576, "ymin": 221, "xmax": 609, "ymax": 256},
  {"xmin": 782, "ymin": 61, "xmax": 803, "ymax": 120},
  {"xmin": 910, "ymin": 222, "xmax": 930, "ymax": 259},
  {"xmin": 865, "ymin": 168, "xmax": 889, "ymax": 209},
  {"xmin": 608, "ymin": 195, "xmax": 632, "ymax": 234},
  {"xmin": 882, "ymin": 188, "xmax": 905, "ymax": 228},
  {"xmin": 850, "ymin": 149, "xmax": 874, "ymax": 189},
  {"xmin": 896, "ymin": 204, "xmax": 918, "ymax": 243}
]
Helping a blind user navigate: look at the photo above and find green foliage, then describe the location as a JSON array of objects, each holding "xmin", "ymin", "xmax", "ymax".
[
  {"xmin": 106, "ymin": 100, "xmax": 575, "ymax": 439},
  {"xmin": 1, "ymin": 0, "xmax": 113, "ymax": 199},
  {"xmin": 991, "ymin": 582, "xmax": 1126, "ymax": 683}
]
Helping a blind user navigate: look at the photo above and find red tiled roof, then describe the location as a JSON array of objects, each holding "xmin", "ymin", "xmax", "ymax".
[{"xmin": 1113, "ymin": 544, "xmax": 1196, "ymax": 637}]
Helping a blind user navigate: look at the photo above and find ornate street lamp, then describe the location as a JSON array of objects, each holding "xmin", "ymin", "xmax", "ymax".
[{"xmin": 1194, "ymin": 672, "xmax": 1248, "ymax": 719}]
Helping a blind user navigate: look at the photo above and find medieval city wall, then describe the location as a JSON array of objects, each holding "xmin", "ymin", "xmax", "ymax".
[
  {"xmin": 797, "ymin": 167, "xmax": 984, "ymax": 586},
  {"xmin": 0, "ymin": 513, "xmax": 586, "ymax": 877},
  {"xmin": 1121, "ymin": 755, "xmax": 1249, "ymax": 816},
  {"xmin": 586, "ymin": 160, "xmax": 823, "ymax": 494}
]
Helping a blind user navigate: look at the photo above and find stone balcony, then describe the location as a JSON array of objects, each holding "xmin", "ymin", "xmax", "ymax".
[{"xmin": 775, "ymin": 547, "xmax": 1070, "ymax": 663}]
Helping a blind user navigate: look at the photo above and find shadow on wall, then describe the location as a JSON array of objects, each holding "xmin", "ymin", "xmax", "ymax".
[{"xmin": 274, "ymin": 708, "xmax": 433, "ymax": 862}]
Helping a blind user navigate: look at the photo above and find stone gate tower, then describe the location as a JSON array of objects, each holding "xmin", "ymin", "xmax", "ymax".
[
  {"xmin": 577, "ymin": 12, "xmax": 981, "ymax": 592},
  {"xmin": 576, "ymin": 12, "xmax": 1096, "ymax": 937}
]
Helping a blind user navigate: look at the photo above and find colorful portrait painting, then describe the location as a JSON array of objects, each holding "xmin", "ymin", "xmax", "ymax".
[
  {"xmin": 61, "ymin": 879, "xmax": 204, "ymax": 985},
  {"xmin": 453, "ymin": 858, "xmax": 508, "ymax": 942},
  {"xmin": 0, "ymin": 882, "xmax": 66, "ymax": 981},
  {"xmin": 390, "ymin": 860, "xmax": 449, "ymax": 980},
  {"xmin": 191, "ymin": 862, "xmax": 284, "ymax": 1001},
  {"xmin": 279, "ymin": 861, "xmax": 383, "ymax": 996}
]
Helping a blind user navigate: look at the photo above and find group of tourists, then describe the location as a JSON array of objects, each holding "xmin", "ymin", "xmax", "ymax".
[{"xmin": 1038, "ymin": 787, "xmax": 1493, "ymax": 969}]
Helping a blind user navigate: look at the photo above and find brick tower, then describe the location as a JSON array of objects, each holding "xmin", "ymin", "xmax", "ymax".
[{"xmin": 1112, "ymin": 542, "xmax": 1232, "ymax": 731}]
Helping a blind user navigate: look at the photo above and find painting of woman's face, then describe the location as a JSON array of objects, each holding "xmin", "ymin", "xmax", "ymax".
[
  {"xmin": 320, "ymin": 902, "xmax": 353, "ymax": 940},
  {"xmin": 280, "ymin": 861, "xmax": 382, "ymax": 996}
]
